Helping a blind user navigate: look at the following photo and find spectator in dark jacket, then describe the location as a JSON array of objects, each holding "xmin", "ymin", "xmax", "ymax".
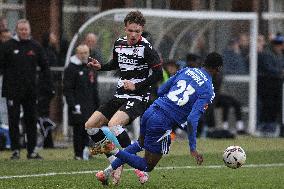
[
  {"xmin": 0, "ymin": 19, "xmax": 51, "ymax": 159},
  {"xmin": 222, "ymin": 38, "xmax": 248, "ymax": 75},
  {"xmin": 258, "ymin": 34, "xmax": 284, "ymax": 133},
  {"xmin": 63, "ymin": 44, "xmax": 99, "ymax": 160},
  {"xmin": 0, "ymin": 28, "xmax": 12, "ymax": 44},
  {"xmin": 41, "ymin": 32, "xmax": 59, "ymax": 67},
  {"xmin": 37, "ymin": 32, "xmax": 58, "ymax": 148},
  {"xmin": 0, "ymin": 16, "xmax": 7, "ymax": 31}
]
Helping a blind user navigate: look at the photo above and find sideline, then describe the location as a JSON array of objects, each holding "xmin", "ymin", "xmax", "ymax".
[{"xmin": 0, "ymin": 163, "xmax": 283, "ymax": 180}]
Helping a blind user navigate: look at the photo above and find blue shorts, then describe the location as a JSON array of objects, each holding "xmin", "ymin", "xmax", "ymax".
[{"xmin": 140, "ymin": 104, "xmax": 175, "ymax": 154}]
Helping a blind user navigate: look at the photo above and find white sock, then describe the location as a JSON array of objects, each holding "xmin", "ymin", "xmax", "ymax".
[
  {"xmin": 111, "ymin": 148, "xmax": 119, "ymax": 155},
  {"xmin": 109, "ymin": 125, "xmax": 124, "ymax": 136},
  {"xmin": 104, "ymin": 165, "xmax": 113, "ymax": 176},
  {"xmin": 223, "ymin": 122, "xmax": 229, "ymax": 130},
  {"xmin": 107, "ymin": 155, "xmax": 116, "ymax": 163}
]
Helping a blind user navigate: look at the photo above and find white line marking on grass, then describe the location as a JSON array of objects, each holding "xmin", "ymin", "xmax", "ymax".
[{"xmin": 0, "ymin": 163, "xmax": 283, "ymax": 180}]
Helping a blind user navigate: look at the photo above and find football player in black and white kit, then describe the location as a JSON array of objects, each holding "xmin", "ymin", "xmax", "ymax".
[{"xmin": 85, "ymin": 10, "xmax": 163, "ymax": 184}]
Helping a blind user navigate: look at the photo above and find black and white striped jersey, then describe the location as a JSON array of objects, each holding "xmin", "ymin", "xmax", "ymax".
[{"xmin": 101, "ymin": 36, "xmax": 162, "ymax": 102}]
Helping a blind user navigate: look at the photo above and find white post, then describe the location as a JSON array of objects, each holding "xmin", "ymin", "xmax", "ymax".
[
  {"xmin": 248, "ymin": 17, "xmax": 258, "ymax": 135},
  {"xmin": 62, "ymin": 97, "xmax": 69, "ymax": 137}
]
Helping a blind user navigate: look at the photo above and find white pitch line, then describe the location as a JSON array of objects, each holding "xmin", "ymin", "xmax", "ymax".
[{"xmin": 0, "ymin": 163, "xmax": 283, "ymax": 180}]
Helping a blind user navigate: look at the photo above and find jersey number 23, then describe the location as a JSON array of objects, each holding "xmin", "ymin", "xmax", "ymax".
[{"xmin": 167, "ymin": 80, "xmax": 195, "ymax": 106}]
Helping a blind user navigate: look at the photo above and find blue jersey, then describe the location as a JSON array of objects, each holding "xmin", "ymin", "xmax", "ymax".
[{"xmin": 154, "ymin": 67, "xmax": 215, "ymax": 151}]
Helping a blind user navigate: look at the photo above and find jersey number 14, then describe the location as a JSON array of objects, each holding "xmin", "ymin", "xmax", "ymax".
[{"xmin": 167, "ymin": 80, "xmax": 195, "ymax": 106}]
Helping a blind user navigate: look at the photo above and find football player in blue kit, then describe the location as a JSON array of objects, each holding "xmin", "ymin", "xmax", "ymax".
[{"xmin": 96, "ymin": 52, "xmax": 223, "ymax": 185}]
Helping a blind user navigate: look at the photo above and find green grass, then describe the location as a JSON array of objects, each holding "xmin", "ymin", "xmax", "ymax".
[{"xmin": 0, "ymin": 137, "xmax": 284, "ymax": 189}]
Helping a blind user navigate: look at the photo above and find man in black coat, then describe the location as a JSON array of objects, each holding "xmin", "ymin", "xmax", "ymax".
[
  {"xmin": 258, "ymin": 34, "xmax": 284, "ymax": 133},
  {"xmin": 0, "ymin": 19, "xmax": 51, "ymax": 159},
  {"xmin": 63, "ymin": 44, "xmax": 99, "ymax": 160}
]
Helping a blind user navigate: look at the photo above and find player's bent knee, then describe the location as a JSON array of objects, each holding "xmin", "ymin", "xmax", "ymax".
[
  {"xmin": 85, "ymin": 111, "xmax": 107, "ymax": 129},
  {"xmin": 85, "ymin": 120, "xmax": 98, "ymax": 129},
  {"xmin": 108, "ymin": 111, "xmax": 130, "ymax": 127},
  {"xmin": 85, "ymin": 118, "xmax": 104, "ymax": 129}
]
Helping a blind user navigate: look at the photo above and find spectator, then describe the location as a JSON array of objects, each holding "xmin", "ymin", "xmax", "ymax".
[
  {"xmin": 63, "ymin": 44, "xmax": 100, "ymax": 160},
  {"xmin": 257, "ymin": 33, "xmax": 284, "ymax": 134},
  {"xmin": 193, "ymin": 35, "xmax": 207, "ymax": 60},
  {"xmin": 58, "ymin": 34, "xmax": 69, "ymax": 66},
  {"xmin": 0, "ymin": 29, "xmax": 12, "ymax": 77},
  {"xmin": 256, "ymin": 34, "xmax": 266, "ymax": 125},
  {"xmin": 238, "ymin": 33, "xmax": 250, "ymax": 62},
  {"xmin": 257, "ymin": 34, "xmax": 266, "ymax": 52},
  {"xmin": 0, "ymin": 24, "xmax": 10, "ymax": 146},
  {"xmin": 0, "ymin": 19, "xmax": 51, "ymax": 159},
  {"xmin": 211, "ymin": 49, "xmax": 246, "ymax": 134},
  {"xmin": 38, "ymin": 32, "xmax": 58, "ymax": 148},
  {"xmin": 83, "ymin": 33, "xmax": 104, "ymax": 63},
  {"xmin": 215, "ymin": 94, "xmax": 245, "ymax": 134},
  {"xmin": 41, "ymin": 32, "xmax": 59, "ymax": 67},
  {"xmin": 222, "ymin": 38, "xmax": 248, "ymax": 75},
  {"xmin": 0, "ymin": 16, "xmax": 7, "ymax": 31},
  {"xmin": 163, "ymin": 60, "xmax": 179, "ymax": 78},
  {"xmin": 0, "ymin": 28, "xmax": 12, "ymax": 44}
]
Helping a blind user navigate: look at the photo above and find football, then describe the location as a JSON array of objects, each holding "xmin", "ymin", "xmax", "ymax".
[{"xmin": 223, "ymin": 146, "xmax": 246, "ymax": 169}]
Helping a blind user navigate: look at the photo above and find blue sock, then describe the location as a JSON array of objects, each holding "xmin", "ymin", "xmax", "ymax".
[
  {"xmin": 111, "ymin": 141, "xmax": 143, "ymax": 170},
  {"xmin": 101, "ymin": 126, "xmax": 121, "ymax": 148},
  {"xmin": 114, "ymin": 150, "xmax": 148, "ymax": 172}
]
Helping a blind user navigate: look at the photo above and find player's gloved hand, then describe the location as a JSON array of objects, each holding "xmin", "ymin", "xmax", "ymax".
[
  {"xmin": 87, "ymin": 57, "xmax": 101, "ymax": 70},
  {"xmin": 190, "ymin": 150, "xmax": 203, "ymax": 165}
]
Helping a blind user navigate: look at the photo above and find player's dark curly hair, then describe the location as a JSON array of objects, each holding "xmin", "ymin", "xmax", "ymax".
[
  {"xmin": 203, "ymin": 52, "xmax": 223, "ymax": 68},
  {"xmin": 124, "ymin": 10, "xmax": 146, "ymax": 27}
]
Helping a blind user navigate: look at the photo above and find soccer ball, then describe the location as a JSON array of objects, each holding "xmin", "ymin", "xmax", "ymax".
[{"xmin": 223, "ymin": 146, "xmax": 246, "ymax": 169}]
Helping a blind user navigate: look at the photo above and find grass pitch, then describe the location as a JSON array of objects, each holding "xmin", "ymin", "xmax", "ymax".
[{"xmin": 0, "ymin": 136, "xmax": 283, "ymax": 189}]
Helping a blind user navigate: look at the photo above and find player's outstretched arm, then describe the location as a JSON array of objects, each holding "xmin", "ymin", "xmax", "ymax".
[
  {"xmin": 190, "ymin": 150, "xmax": 203, "ymax": 165},
  {"xmin": 187, "ymin": 104, "xmax": 204, "ymax": 165}
]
